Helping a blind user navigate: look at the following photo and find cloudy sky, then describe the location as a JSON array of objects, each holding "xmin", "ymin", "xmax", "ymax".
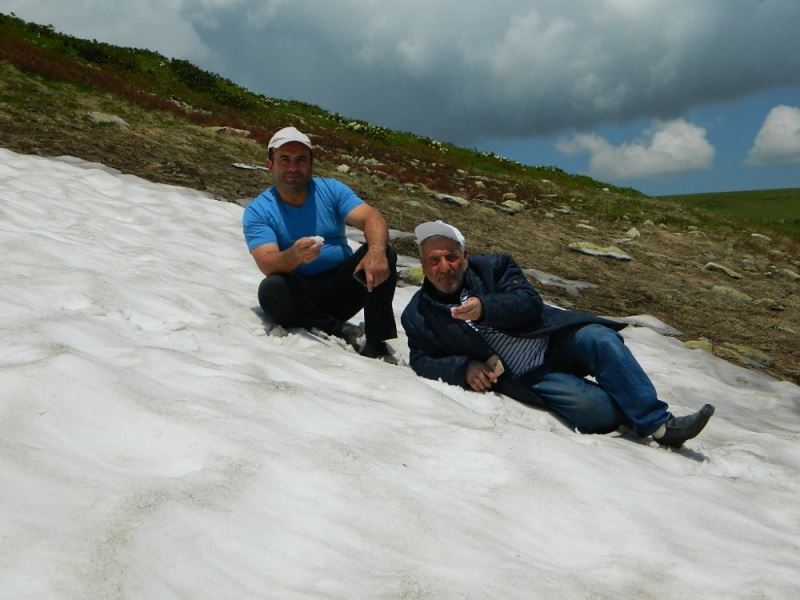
[{"xmin": 3, "ymin": 0, "xmax": 800, "ymax": 195}]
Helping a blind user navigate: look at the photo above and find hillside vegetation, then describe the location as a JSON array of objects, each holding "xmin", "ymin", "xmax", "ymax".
[
  {"xmin": 1, "ymin": 13, "xmax": 799, "ymax": 384},
  {"xmin": 663, "ymin": 188, "xmax": 800, "ymax": 238}
]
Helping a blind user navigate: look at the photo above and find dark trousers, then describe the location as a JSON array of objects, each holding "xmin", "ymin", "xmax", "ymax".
[{"xmin": 257, "ymin": 244, "xmax": 398, "ymax": 342}]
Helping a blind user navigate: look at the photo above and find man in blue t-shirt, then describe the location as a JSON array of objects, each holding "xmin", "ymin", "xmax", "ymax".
[{"xmin": 243, "ymin": 126, "xmax": 397, "ymax": 359}]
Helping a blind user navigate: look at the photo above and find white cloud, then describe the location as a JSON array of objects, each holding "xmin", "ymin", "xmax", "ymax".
[
  {"xmin": 2, "ymin": 0, "xmax": 800, "ymax": 144},
  {"xmin": 557, "ymin": 119, "xmax": 715, "ymax": 179},
  {"xmin": 746, "ymin": 105, "xmax": 800, "ymax": 166}
]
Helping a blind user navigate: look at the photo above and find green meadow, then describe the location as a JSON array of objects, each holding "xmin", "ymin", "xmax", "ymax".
[{"xmin": 661, "ymin": 188, "xmax": 800, "ymax": 239}]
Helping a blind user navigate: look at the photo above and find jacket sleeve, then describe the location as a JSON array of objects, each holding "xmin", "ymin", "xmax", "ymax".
[
  {"xmin": 401, "ymin": 307, "xmax": 472, "ymax": 389},
  {"xmin": 473, "ymin": 254, "xmax": 544, "ymax": 330}
]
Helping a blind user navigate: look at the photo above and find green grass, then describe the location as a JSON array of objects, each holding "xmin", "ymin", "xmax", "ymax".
[{"xmin": 661, "ymin": 188, "xmax": 800, "ymax": 238}]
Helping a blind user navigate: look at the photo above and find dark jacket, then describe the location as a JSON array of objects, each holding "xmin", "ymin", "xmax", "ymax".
[{"xmin": 401, "ymin": 253, "xmax": 624, "ymax": 404}]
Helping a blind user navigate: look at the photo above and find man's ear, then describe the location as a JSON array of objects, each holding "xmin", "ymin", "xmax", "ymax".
[{"xmin": 266, "ymin": 159, "xmax": 273, "ymax": 172}]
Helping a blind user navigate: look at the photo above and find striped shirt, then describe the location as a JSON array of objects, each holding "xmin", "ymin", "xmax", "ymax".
[{"xmin": 460, "ymin": 288, "xmax": 549, "ymax": 376}]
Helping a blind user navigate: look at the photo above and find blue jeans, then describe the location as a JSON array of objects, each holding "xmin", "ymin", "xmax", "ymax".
[{"xmin": 522, "ymin": 324, "xmax": 670, "ymax": 435}]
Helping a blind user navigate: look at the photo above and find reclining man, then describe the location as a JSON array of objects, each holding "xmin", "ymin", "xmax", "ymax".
[
  {"xmin": 243, "ymin": 126, "xmax": 397, "ymax": 360},
  {"xmin": 401, "ymin": 220, "xmax": 714, "ymax": 448}
]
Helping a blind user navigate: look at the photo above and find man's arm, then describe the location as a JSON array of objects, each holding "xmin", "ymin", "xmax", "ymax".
[
  {"xmin": 471, "ymin": 254, "xmax": 544, "ymax": 329},
  {"xmin": 345, "ymin": 203, "xmax": 390, "ymax": 291},
  {"xmin": 401, "ymin": 306, "xmax": 474, "ymax": 388},
  {"xmin": 250, "ymin": 238, "xmax": 322, "ymax": 276}
]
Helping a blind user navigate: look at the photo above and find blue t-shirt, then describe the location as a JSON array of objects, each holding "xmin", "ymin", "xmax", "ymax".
[{"xmin": 242, "ymin": 177, "xmax": 363, "ymax": 276}]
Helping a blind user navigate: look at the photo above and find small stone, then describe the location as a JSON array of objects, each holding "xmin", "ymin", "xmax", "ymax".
[
  {"xmin": 703, "ymin": 262, "xmax": 743, "ymax": 279},
  {"xmin": 502, "ymin": 192, "xmax": 518, "ymax": 201},
  {"xmin": 433, "ymin": 193, "xmax": 469, "ymax": 207},
  {"xmin": 337, "ymin": 164, "xmax": 351, "ymax": 174},
  {"xmin": 711, "ymin": 286, "xmax": 753, "ymax": 303},
  {"xmin": 523, "ymin": 268, "xmax": 598, "ymax": 296},
  {"xmin": 400, "ymin": 266, "xmax": 425, "ymax": 286},
  {"xmin": 206, "ymin": 126, "xmax": 250, "ymax": 137},
  {"xmin": 624, "ymin": 227, "xmax": 641, "ymax": 240},
  {"xmin": 86, "ymin": 111, "xmax": 129, "ymax": 127},
  {"xmin": 718, "ymin": 343, "xmax": 775, "ymax": 368},
  {"xmin": 568, "ymin": 242, "xmax": 631, "ymax": 261},
  {"xmin": 685, "ymin": 339, "xmax": 713, "ymax": 352},
  {"xmin": 605, "ymin": 314, "xmax": 683, "ymax": 337},
  {"xmin": 232, "ymin": 163, "xmax": 268, "ymax": 171},
  {"xmin": 613, "ymin": 226, "xmax": 641, "ymax": 245},
  {"xmin": 753, "ymin": 298, "xmax": 786, "ymax": 311},
  {"xmin": 500, "ymin": 200, "xmax": 525, "ymax": 213}
]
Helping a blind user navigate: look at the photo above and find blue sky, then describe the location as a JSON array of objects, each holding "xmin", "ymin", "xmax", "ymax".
[
  {"xmin": 2, "ymin": 0, "xmax": 799, "ymax": 196},
  {"xmin": 481, "ymin": 86, "xmax": 800, "ymax": 195}
]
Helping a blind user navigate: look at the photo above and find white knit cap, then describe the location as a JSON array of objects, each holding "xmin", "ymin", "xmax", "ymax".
[
  {"xmin": 267, "ymin": 126, "xmax": 312, "ymax": 151},
  {"xmin": 415, "ymin": 220, "xmax": 465, "ymax": 249}
]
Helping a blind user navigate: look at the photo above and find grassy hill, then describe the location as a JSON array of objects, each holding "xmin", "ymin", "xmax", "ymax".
[
  {"xmin": 662, "ymin": 188, "xmax": 800, "ymax": 238},
  {"xmin": 1, "ymin": 12, "xmax": 799, "ymax": 384},
  {"xmin": 0, "ymin": 12, "xmax": 636, "ymax": 198}
]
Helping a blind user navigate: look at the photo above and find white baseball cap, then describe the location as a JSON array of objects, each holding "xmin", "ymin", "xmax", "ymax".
[
  {"xmin": 415, "ymin": 220, "xmax": 465, "ymax": 249},
  {"xmin": 268, "ymin": 126, "xmax": 312, "ymax": 151}
]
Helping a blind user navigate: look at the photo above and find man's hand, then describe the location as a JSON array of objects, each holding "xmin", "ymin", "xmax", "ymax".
[
  {"xmin": 451, "ymin": 296, "xmax": 483, "ymax": 321},
  {"xmin": 292, "ymin": 236, "xmax": 323, "ymax": 265},
  {"xmin": 345, "ymin": 204, "xmax": 390, "ymax": 292},
  {"xmin": 354, "ymin": 246, "xmax": 389, "ymax": 292},
  {"xmin": 465, "ymin": 360, "xmax": 498, "ymax": 392}
]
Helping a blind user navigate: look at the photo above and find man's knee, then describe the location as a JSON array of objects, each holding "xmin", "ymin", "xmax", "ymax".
[
  {"xmin": 557, "ymin": 392, "xmax": 623, "ymax": 434},
  {"xmin": 258, "ymin": 274, "xmax": 299, "ymax": 326},
  {"xmin": 572, "ymin": 324, "xmax": 626, "ymax": 357},
  {"xmin": 575, "ymin": 323, "xmax": 622, "ymax": 343},
  {"xmin": 533, "ymin": 373, "xmax": 623, "ymax": 434}
]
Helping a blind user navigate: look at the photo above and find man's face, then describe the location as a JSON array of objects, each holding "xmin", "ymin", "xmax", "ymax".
[
  {"xmin": 267, "ymin": 142, "xmax": 312, "ymax": 192},
  {"xmin": 420, "ymin": 236, "xmax": 468, "ymax": 295}
]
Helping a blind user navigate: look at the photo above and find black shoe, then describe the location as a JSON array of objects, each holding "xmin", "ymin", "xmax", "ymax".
[
  {"xmin": 330, "ymin": 321, "xmax": 363, "ymax": 350},
  {"xmin": 359, "ymin": 340, "xmax": 398, "ymax": 364},
  {"xmin": 655, "ymin": 404, "xmax": 715, "ymax": 448}
]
